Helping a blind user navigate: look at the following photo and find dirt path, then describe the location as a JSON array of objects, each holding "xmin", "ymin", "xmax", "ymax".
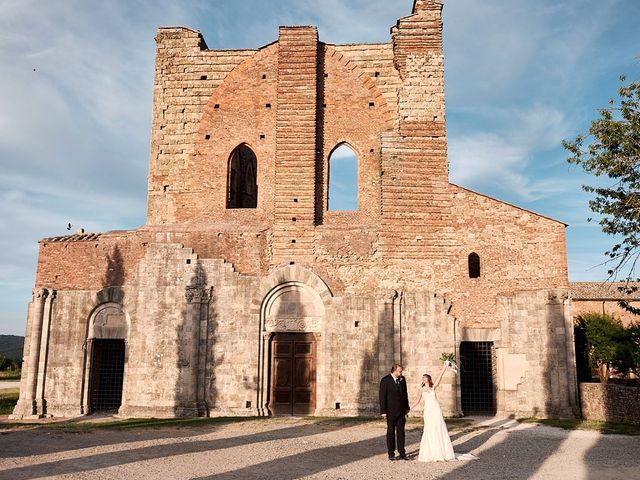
[{"xmin": 0, "ymin": 417, "xmax": 637, "ymax": 479}]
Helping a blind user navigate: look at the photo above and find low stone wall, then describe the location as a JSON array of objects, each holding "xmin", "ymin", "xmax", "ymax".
[{"xmin": 580, "ymin": 382, "xmax": 640, "ymax": 425}]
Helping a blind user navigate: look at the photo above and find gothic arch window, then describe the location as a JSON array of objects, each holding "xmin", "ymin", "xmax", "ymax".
[
  {"xmin": 328, "ymin": 143, "xmax": 358, "ymax": 211},
  {"xmin": 227, "ymin": 144, "xmax": 258, "ymax": 209},
  {"xmin": 468, "ymin": 252, "xmax": 481, "ymax": 278}
]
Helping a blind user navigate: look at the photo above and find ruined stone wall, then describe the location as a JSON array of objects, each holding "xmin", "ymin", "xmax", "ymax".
[
  {"xmin": 443, "ymin": 186, "xmax": 569, "ymax": 329},
  {"xmin": 147, "ymin": 28, "xmax": 255, "ymax": 224},
  {"xmin": 14, "ymin": 0, "xmax": 578, "ymax": 420},
  {"xmin": 497, "ymin": 290, "xmax": 578, "ymax": 418},
  {"xmin": 580, "ymin": 383, "xmax": 640, "ymax": 425}
]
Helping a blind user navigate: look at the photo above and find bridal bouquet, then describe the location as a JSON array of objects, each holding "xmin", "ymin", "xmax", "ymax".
[
  {"xmin": 440, "ymin": 352, "xmax": 459, "ymax": 374},
  {"xmin": 444, "ymin": 360, "xmax": 459, "ymax": 374}
]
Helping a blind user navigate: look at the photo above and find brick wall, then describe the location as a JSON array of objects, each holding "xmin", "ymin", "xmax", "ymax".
[
  {"xmin": 572, "ymin": 300, "xmax": 640, "ymax": 328},
  {"xmin": 580, "ymin": 383, "xmax": 640, "ymax": 425}
]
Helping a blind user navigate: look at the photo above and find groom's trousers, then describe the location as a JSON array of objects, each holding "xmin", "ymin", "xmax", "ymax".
[{"xmin": 386, "ymin": 413, "xmax": 406, "ymax": 456}]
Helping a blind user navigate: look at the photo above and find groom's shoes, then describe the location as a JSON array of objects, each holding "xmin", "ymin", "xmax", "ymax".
[
  {"xmin": 398, "ymin": 454, "xmax": 410, "ymax": 461},
  {"xmin": 388, "ymin": 456, "xmax": 396, "ymax": 461}
]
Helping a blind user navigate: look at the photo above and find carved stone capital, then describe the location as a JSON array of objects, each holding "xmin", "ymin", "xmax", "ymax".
[
  {"xmin": 185, "ymin": 286, "xmax": 211, "ymax": 304},
  {"xmin": 32, "ymin": 288, "xmax": 49, "ymax": 302},
  {"xmin": 547, "ymin": 290, "xmax": 569, "ymax": 304}
]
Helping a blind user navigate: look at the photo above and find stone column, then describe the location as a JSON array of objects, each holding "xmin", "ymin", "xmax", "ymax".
[
  {"xmin": 257, "ymin": 331, "xmax": 274, "ymax": 416},
  {"xmin": 11, "ymin": 288, "xmax": 48, "ymax": 418},
  {"xmin": 197, "ymin": 287, "xmax": 212, "ymax": 416},
  {"xmin": 186, "ymin": 285, "xmax": 210, "ymax": 416},
  {"xmin": 35, "ymin": 289, "xmax": 56, "ymax": 416},
  {"xmin": 392, "ymin": 291, "xmax": 402, "ymax": 365},
  {"xmin": 80, "ymin": 338, "xmax": 95, "ymax": 415}
]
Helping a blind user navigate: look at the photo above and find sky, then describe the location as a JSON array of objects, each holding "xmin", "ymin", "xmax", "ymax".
[{"xmin": 1, "ymin": 0, "xmax": 639, "ymax": 335}]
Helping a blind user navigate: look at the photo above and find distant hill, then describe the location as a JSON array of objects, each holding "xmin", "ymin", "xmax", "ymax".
[{"xmin": 0, "ymin": 335, "xmax": 25, "ymax": 362}]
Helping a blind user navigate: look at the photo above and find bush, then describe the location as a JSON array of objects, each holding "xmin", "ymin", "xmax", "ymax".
[{"xmin": 575, "ymin": 313, "xmax": 636, "ymax": 382}]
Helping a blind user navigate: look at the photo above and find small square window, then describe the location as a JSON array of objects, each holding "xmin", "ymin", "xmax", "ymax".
[
  {"xmin": 265, "ymin": 103, "xmax": 271, "ymax": 109},
  {"xmin": 369, "ymin": 102, "xmax": 375, "ymax": 109},
  {"xmin": 200, "ymin": 75, "xmax": 207, "ymax": 80}
]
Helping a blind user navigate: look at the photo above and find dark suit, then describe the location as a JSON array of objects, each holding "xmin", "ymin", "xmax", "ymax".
[{"xmin": 379, "ymin": 373, "xmax": 410, "ymax": 457}]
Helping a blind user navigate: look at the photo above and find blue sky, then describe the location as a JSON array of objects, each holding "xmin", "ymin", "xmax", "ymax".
[{"xmin": 1, "ymin": 0, "xmax": 639, "ymax": 335}]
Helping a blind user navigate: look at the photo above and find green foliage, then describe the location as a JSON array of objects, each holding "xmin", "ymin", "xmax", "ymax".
[
  {"xmin": 575, "ymin": 312, "xmax": 639, "ymax": 381},
  {"xmin": 564, "ymin": 76, "xmax": 640, "ymax": 281},
  {"xmin": 0, "ymin": 369, "xmax": 21, "ymax": 380},
  {"xmin": 439, "ymin": 352, "xmax": 456, "ymax": 363},
  {"xmin": 0, "ymin": 354, "xmax": 12, "ymax": 371},
  {"xmin": 629, "ymin": 323, "xmax": 640, "ymax": 377},
  {"xmin": 0, "ymin": 353, "xmax": 21, "ymax": 372},
  {"xmin": 0, "ymin": 389, "xmax": 19, "ymax": 415},
  {"xmin": 0, "ymin": 335, "xmax": 24, "ymax": 363}
]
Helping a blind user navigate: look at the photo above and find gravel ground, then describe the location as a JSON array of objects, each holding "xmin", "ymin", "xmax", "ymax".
[{"xmin": 0, "ymin": 417, "xmax": 638, "ymax": 480}]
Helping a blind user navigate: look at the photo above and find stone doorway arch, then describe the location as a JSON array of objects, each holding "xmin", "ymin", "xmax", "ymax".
[
  {"xmin": 81, "ymin": 302, "xmax": 130, "ymax": 414},
  {"xmin": 253, "ymin": 265, "xmax": 332, "ymax": 416}
]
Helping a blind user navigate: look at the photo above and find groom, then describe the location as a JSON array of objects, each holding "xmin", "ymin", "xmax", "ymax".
[{"xmin": 379, "ymin": 364, "xmax": 410, "ymax": 461}]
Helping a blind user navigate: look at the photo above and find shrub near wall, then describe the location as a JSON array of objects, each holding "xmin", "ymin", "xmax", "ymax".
[{"xmin": 580, "ymin": 383, "xmax": 640, "ymax": 425}]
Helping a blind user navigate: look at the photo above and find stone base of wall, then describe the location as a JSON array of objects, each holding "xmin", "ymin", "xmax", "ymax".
[{"xmin": 580, "ymin": 382, "xmax": 640, "ymax": 425}]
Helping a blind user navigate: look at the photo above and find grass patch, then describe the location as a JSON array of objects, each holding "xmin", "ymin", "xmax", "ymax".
[
  {"xmin": 0, "ymin": 371, "xmax": 21, "ymax": 381},
  {"xmin": 0, "ymin": 389, "xmax": 19, "ymax": 415},
  {"xmin": 520, "ymin": 417, "xmax": 640, "ymax": 435}
]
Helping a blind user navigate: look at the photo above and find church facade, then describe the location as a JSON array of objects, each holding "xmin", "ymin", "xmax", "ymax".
[{"xmin": 12, "ymin": 0, "xmax": 579, "ymax": 420}]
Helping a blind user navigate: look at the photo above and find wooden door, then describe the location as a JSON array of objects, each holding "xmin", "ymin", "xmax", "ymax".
[{"xmin": 270, "ymin": 333, "xmax": 316, "ymax": 415}]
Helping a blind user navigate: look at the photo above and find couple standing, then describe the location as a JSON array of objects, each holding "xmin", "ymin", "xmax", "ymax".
[{"xmin": 379, "ymin": 363, "xmax": 455, "ymax": 462}]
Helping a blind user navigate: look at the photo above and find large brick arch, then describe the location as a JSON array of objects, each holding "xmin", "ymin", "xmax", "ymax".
[
  {"xmin": 189, "ymin": 44, "xmax": 279, "ymax": 225},
  {"xmin": 319, "ymin": 45, "xmax": 393, "ymax": 222},
  {"xmin": 184, "ymin": 41, "xmax": 394, "ymax": 225}
]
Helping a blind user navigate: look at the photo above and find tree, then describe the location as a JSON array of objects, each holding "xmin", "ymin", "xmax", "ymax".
[
  {"xmin": 574, "ymin": 312, "xmax": 633, "ymax": 382},
  {"xmin": 629, "ymin": 323, "xmax": 640, "ymax": 378},
  {"xmin": 564, "ymin": 76, "xmax": 640, "ymax": 283},
  {"xmin": 0, "ymin": 354, "xmax": 12, "ymax": 371}
]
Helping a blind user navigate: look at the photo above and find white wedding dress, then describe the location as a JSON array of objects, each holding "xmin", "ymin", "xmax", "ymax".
[{"xmin": 418, "ymin": 388, "xmax": 455, "ymax": 462}]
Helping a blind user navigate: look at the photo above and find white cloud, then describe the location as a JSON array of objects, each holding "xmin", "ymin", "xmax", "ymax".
[{"xmin": 449, "ymin": 105, "xmax": 571, "ymax": 201}]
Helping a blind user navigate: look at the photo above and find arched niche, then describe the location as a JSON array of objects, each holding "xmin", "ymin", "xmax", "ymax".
[
  {"xmin": 88, "ymin": 302, "xmax": 129, "ymax": 340},
  {"xmin": 263, "ymin": 282, "xmax": 325, "ymax": 333}
]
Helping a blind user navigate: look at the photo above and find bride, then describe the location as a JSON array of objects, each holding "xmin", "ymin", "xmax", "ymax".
[{"xmin": 410, "ymin": 362, "xmax": 456, "ymax": 462}]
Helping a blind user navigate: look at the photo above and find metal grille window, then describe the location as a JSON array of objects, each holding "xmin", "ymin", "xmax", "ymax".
[
  {"xmin": 460, "ymin": 341, "xmax": 495, "ymax": 414},
  {"xmin": 90, "ymin": 339, "xmax": 125, "ymax": 412}
]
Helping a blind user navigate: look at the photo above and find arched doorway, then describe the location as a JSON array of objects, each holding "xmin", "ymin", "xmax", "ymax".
[
  {"xmin": 86, "ymin": 303, "xmax": 128, "ymax": 413},
  {"xmin": 259, "ymin": 281, "xmax": 325, "ymax": 416}
]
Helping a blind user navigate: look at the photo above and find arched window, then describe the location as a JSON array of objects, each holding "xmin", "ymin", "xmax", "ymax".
[
  {"xmin": 328, "ymin": 144, "xmax": 358, "ymax": 211},
  {"xmin": 227, "ymin": 144, "xmax": 257, "ymax": 208},
  {"xmin": 468, "ymin": 252, "xmax": 480, "ymax": 278}
]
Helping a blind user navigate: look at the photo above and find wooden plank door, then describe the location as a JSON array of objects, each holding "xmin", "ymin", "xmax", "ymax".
[{"xmin": 271, "ymin": 333, "xmax": 316, "ymax": 415}]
